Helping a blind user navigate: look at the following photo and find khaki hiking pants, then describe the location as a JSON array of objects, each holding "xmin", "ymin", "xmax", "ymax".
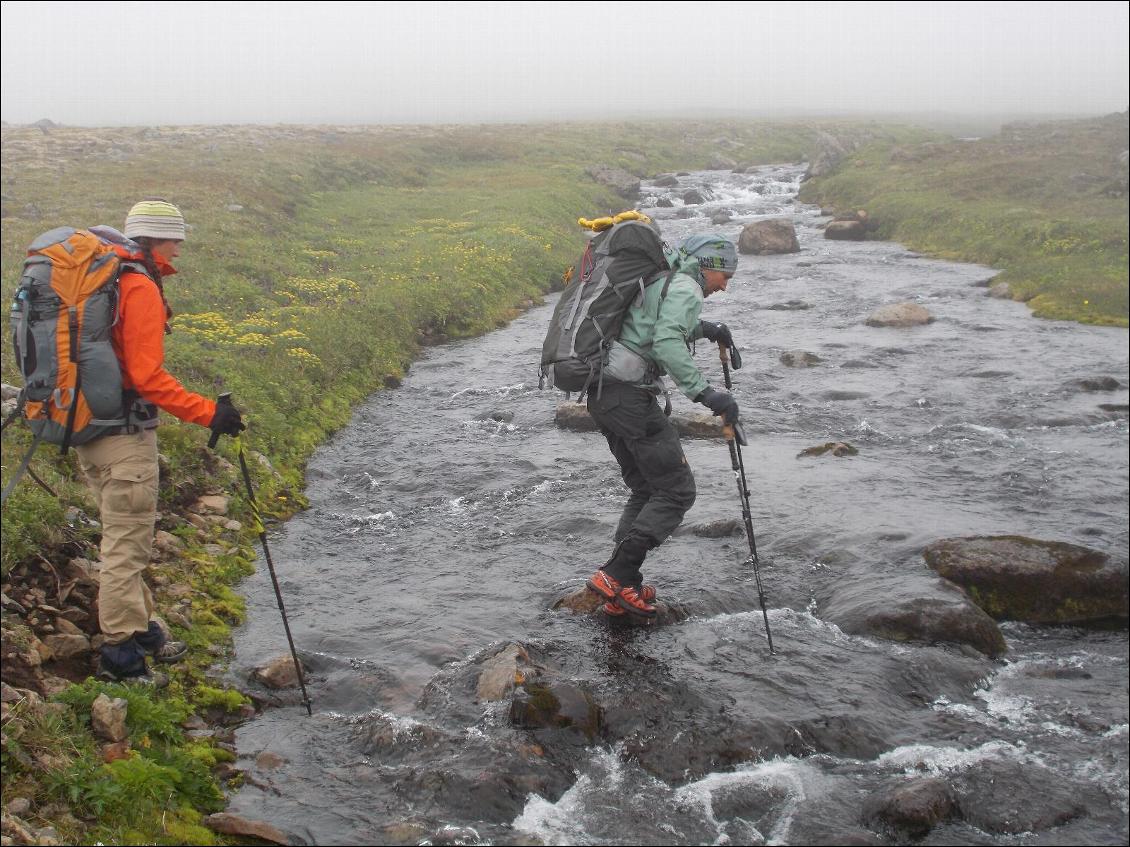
[{"xmin": 74, "ymin": 429, "xmax": 159, "ymax": 644}]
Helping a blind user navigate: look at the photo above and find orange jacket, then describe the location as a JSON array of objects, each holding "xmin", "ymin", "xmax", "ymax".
[{"xmin": 113, "ymin": 259, "xmax": 215, "ymax": 427}]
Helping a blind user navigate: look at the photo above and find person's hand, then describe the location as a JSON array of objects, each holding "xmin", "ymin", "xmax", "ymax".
[
  {"xmin": 699, "ymin": 320, "xmax": 733, "ymax": 347},
  {"xmin": 208, "ymin": 395, "xmax": 245, "ymax": 447},
  {"xmin": 695, "ymin": 387, "xmax": 739, "ymax": 425},
  {"xmin": 700, "ymin": 321, "xmax": 742, "ymax": 369}
]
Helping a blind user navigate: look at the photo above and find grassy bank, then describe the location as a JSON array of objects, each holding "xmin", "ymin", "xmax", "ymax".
[
  {"xmin": 798, "ymin": 111, "xmax": 1129, "ymax": 326},
  {"xmin": 2, "ymin": 118, "xmax": 936, "ymax": 844}
]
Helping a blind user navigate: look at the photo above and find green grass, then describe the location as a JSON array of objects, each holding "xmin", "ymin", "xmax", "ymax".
[{"xmin": 798, "ymin": 112, "xmax": 1129, "ymax": 326}]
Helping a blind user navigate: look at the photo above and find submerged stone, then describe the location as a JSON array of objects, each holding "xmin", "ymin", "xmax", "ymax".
[
  {"xmin": 816, "ymin": 571, "xmax": 1007, "ymax": 657},
  {"xmin": 780, "ymin": 350, "xmax": 822, "ymax": 367},
  {"xmin": 862, "ymin": 777, "xmax": 957, "ymax": 837},
  {"xmin": 509, "ymin": 680, "xmax": 602, "ymax": 739},
  {"xmin": 952, "ymin": 757, "xmax": 1087, "ymax": 834},
  {"xmin": 798, "ymin": 442, "xmax": 858, "ymax": 458}
]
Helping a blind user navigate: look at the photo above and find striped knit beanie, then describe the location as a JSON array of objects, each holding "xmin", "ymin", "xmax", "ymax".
[
  {"xmin": 124, "ymin": 198, "xmax": 186, "ymax": 241},
  {"xmin": 681, "ymin": 234, "xmax": 738, "ymax": 273}
]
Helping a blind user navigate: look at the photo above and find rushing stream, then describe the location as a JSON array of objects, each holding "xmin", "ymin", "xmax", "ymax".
[{"xmin": 226, "ymin": 165, "xmax": 1129, "ymax": 845}]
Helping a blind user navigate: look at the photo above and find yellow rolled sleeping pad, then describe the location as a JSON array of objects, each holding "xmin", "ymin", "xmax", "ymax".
[{"xmin": 577, "ymin": 210, "xmax": 651, "ymax": 232}]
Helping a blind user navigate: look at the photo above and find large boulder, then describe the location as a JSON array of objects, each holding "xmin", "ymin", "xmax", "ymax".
[
  {"xmin": 923, "ymin": 536, "xmax": 1129, "ymax": 625},
  {"xmin": 682, "ymin": 189, "xmax": 707, "ymax": 206},
  {"xmin": 824, "ymin": 220, "xmax": 867, "ymax": 240},
  {"xmin": 738, "ymin": 219, "xmax": 800, "ymax": 255},
  {"xmin": 584, "ymin": 165, "xmax": 640, "ymax": 200},
  {"xmin": 555, "ymin": 403, "xmax": 723, "ymax": 440},
  {"xmin": 816, "ymin": 571, "xmax": 1007, "ymax": 657},
  {"xmin": 865, "ymin": 303, "xmax": 933, "ymax": 327},
  {"xmin": 653, "ymin": 175, "xmax": 679, "ymax": 187}
]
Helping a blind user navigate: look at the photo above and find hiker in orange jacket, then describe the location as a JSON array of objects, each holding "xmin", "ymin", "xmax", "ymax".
[{"xmin": 74, "ymin": 198, "xmax": 245, "ymax": 684}]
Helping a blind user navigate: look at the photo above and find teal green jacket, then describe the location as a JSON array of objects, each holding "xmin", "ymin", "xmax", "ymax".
[{"xmin": 607, "ymin": 264, "xmax": 709, "ymax": 401}]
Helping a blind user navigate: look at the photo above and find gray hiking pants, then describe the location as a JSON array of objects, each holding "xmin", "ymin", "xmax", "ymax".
[{"xmin": 587, "ymin": 382, "xmax": 696, "ymax": 548}]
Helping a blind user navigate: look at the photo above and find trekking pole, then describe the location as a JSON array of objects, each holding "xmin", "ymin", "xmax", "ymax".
[
  {"xmin": 719, "ymin": 347, "xmax": 775, "ymax": 654},
  {"xmin": 211, "ymin": 394, "xmax": 313, "ymax": 715}
]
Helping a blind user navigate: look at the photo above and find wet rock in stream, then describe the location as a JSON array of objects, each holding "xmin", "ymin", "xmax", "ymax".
[
  {"xmin": 251, "ymin": 655, "xmax": 305, "ymax": 689},
  {"xmin": 552, "ymin": 586, "xmax": 691, "ymax": 626},
  {"xmin": 816, "ymin": 571, "xmax": 1007, "ymax": 657},
  {"xmin": 865, "ymin": 302, "xmax": 934, "ymax": 327},
  {"xmin": 862, "ymin": 777, "xmax": 958, "ymax": 837},
  {"xmin": 952, "ymin": 756, "xmax": 1088, "ymax": 834},
  {"xmin": 923, "ymin": 535, "xmax": 1129, "ymax": 625}
]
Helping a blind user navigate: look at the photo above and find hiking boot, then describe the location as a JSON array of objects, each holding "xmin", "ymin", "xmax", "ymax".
[
  {"xmin": 587, "ymin": 569, "xmax": 622, "ymax": 601},
  {"xmin": 96, "ymin": 662, "xmax": 169, "ymax": 689},
  {"xmin": 601, "ymin": 534, "xmax": 652, "ymax": 586},
  {"xmin": 614, "ymin": 584, "xmax": 657, "ymax": 618},
  {"xmin": 99, "ymin": 637, "xmax": 148, "ymax": 680},
  {"xmin": 133, "ymin": 620, "xmax": 187, "ymax": 664},
  {"xmin": 153, "ymin": 640, "xmax": 188, "ymax": 664},
  {"xmin": 602, "ymin": 585, "xmax": 656, "ymax": 616}
]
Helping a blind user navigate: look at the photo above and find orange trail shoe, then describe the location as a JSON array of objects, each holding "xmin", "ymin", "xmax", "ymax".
[
  {"xmin": 614, "ymin": 584, "xmax": 658, "ymax": 618},
  {"xmin": 587, "ymin": 569, "xmax": 622, "ymax": 601},
  {"xmin": 603, "ymin": 585, "xmax": 656, "ymax": 616}
]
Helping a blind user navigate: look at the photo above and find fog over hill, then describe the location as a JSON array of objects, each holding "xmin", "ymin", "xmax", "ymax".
[{"xmin": 1, "ymin": 1, "xmax": 1126, "ymax": 128}]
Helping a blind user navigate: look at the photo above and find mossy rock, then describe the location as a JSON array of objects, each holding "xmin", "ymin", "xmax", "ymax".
[
  {"xmin": 923, "ymin": 535, "xmax": 1128, "ymax": 626},
  {"xmin": 509, "ymin": 680, "xmax": 602, "ymax": 740}
]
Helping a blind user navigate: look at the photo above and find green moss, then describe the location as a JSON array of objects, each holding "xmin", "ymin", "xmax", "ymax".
[
  {"xmin": 524, "ymin": 683, "xmax": 562, "ymax": 717},
  {"xmin": 193, "ymin": 685, "xmax": 251, "ymax": 714}
]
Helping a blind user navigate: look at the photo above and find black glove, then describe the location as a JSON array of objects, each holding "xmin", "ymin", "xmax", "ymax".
[
  {"xmin": 695, "ymin": 387, "xmax": 739, "ymax": 425},
  {"xmin": 699, "ymin": 321, "xmax": 742, "ymax": 369},
  {"xmin": 699, "ymin": 320, "xmax": 733, "ymax": 347},
  {"xmin": 208, "ymin": 396, "xmax": 245, "ymax": 447}
]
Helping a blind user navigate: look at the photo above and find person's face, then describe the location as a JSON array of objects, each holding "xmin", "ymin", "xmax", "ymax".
[
  {"xmin": 150, "ymin": 239, "xmax": 183, "ymax": 262},
  {"xmin": 702, "ymin": 268, "xmax": 733, "ymax": 297}
]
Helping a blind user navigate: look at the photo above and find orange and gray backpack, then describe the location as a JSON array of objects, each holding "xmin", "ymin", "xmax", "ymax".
[{"xmin": 5, "ymin": 226, "xmax": 151, "ymax": 459}]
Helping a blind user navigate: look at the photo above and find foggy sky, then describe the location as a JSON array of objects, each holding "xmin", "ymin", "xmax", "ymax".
[{"xmin": 1, "ymin": 1, "xmax": 1127, "ymax": 126}]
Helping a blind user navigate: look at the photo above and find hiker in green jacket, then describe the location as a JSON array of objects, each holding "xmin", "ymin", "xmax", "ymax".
[{"xmin": 586, "ymin": 234, "xmax": 741, "ymax": 618}]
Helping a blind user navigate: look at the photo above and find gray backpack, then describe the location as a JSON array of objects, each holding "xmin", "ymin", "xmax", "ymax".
[{"xmin": 540, "ymin": 220, "xmax": 676, "ymax": 394}]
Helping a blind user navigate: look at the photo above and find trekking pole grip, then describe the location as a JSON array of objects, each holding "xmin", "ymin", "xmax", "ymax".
[
  {"xmin": 208, "ymin": 393, "xmax": 233, "ymax": 450},
  {"xmin": 718, "ymin": 343, "xmax": 733, "ymax": 391}
]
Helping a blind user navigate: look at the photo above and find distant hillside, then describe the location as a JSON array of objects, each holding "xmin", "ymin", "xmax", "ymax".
[{"xmin": 799, "ymin": 112, "xmax": 1129, "ymax": 327}]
